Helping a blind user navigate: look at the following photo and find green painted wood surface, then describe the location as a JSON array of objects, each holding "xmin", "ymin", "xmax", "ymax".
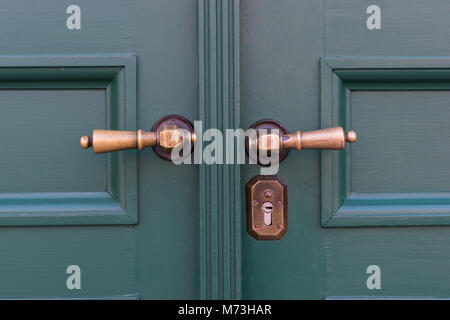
[
  {"xmin": 351, "ymin": 90, "xmax": 450, "ymax": 193},
  {"xmin": 0, "ymin": 89, "xmax": 106, "ymax": 193},
  {"xmin": 133, "ymin": 0, "xmax": 199, "ymax": 299},
  {"xmin": 321, "ymin": 58, "xmax": 450, "ymax": 227},
  {"xmin": 325, "ymin": 0, "xmax": 450, "ymax": 56},
  {"xmin": 1, "ymin": 0, "xmax": 450, "ymax": 299},
  {"xmin": 241, "ymin": 0, "xmax": 325, "ymax": 299},
  {"xmin": 241, "ymin": 0, "xmax": 450, "ymax": 299},
  {"xmin": 0, "ymin": 55, "xmax": 137, "ymax": 225},
  {"xmin": 322, "ymin": 0, "xmax": 450, "ymax": 297},
  {"xmin": 0, "ymin": 0, "xmax": 199, "ymax": 298},
  {"xmin": 198, "ymin": 0, "xmax": 241, "ymax": 300},
  {"xmin": 0, "ymin": 227, "xmax": 135, "ymax": 298}
]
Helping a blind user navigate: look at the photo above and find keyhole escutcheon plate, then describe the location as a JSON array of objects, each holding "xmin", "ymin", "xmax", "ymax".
[{"xmin": 246, "ymin": 175, "xmax": 288, "ymax": 240}]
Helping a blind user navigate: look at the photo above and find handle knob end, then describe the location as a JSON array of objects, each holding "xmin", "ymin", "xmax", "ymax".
[
  {"xmin": 345, "ymin": 130, "xmax": 357, "ymax": 143},
  {"xmin": 80, "ymin": 136, "xmax": 91, "ymax": 149}
]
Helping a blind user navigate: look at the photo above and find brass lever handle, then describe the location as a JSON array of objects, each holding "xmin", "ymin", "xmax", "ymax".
[
  {"xmin": 80, "ymin": 129, "xmax": 197, "ymax": 153},
  {"xmin": 277, "ymin": 127, "xmax": 356, "ymax": 151},
  {"xmin": 80, "ymin": 114, "xmax": 195, "ymax": 161},
  {"xmin": 80, "ymin": 129, "xmax": 148, "ymax": 153},
  {"xmin": 246, "ymin": 119, "xmax": 357, "ymax": 164}
]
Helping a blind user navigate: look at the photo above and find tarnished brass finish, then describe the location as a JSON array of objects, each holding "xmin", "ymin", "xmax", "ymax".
[
  {"xmin": 151, "ymin": 114, "xmax": 195, "ymax": 161},
  {"xmin": 137, "ymin": 129, "xmax": 157, "ymax": 150},
  {"xmin": 246, "ymin": 175, "xmax": 287, "ymax": 240},
  {"xmin": 245, "ymin": 119, "xmax": 290, "ymax": 165},
  {"xmin": 293, "ymin": 127, "xmax": 357, "ymax": 150},
  {"xmin": 80, "ymin": 114, "xmax": 195, "ymax": 161},
  {"xmin": 246, "ymin": 119, "xmax": 357, "ymax": 164},
  {"xmin": 80, "ymin": 130, "xmax": 140, "ymax": 153}
]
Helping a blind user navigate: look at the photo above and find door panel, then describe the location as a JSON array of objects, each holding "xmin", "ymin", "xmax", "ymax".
[
  {"xmin": 0, "ymin": 89, "xmax": 106, "ymax": 193},
  {"xmin": 325, "ymin": 228, "xmax": 450, "ymax": 298},
  {"xmin": 350, "ymin": 90, "xmax": 450, "ymax": 193},
  {"xmin": 241, "ymin": 0, "xmax": 325, "ymax": 299},
  {"xmin": 322, "ymin": 0, "xmax": 450, "ymax": 297},
  {"xmin": 0, "ymin": 227, "xmax": 135, "ymax": 298},
  {"xmin": 242, "ymin": 0, "xmax": 450, "ymax": 299},
  {"xmin": 0, "ymin": 0, "xmax": 198, "ymax": 298},
  {"xmin": 1, "ymin": 0, "xmax": 450, "ymax": 300},
  {"xmin": 325, "ymin": 0, "xmax": 450, "ymax": 56},
  {"xmin": 0, "ymin": 55, "xmax": 137, "ymax": 226}
]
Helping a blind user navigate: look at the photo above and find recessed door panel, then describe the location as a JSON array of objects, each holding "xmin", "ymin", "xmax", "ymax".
[
  {"xmin": 351, "ymin": 90, "xmax": 450, "ymax": 193},
  {"xmin": 0, "ymin": 89, "xmax": 106, "ymax": 193},
  {"xmin": 242, "ymin": 0, "xmax": 450, "ymax": 299},
  {"xmin": 0, "ymin": 0, "xmax": 199, "ymax": 299}
]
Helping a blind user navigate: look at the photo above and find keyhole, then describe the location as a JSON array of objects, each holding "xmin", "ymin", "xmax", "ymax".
[{"xmin": 262, "ymin": 201, "xmax": 273, "ymax": 226}]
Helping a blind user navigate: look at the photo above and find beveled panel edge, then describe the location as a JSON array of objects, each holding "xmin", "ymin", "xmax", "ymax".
[
  {"xmin": 321, "ymin": 57, "xmax": 450, "ymax": 227},
  {"xmin": 0, "ymin": 54, "xmax": 138, "ymax": 226}
]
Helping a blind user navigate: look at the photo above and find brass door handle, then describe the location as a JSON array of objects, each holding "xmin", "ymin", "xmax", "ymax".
[
  {"xmin": 80, "ymin": 114, "xmax": 195, "ymax": 161},
  {"xmin": 246, "ymin": 119, "xmax": 357, "ymax": 164}
]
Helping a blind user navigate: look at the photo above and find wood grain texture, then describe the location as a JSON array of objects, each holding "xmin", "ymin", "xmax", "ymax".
[
  {"xmin": 0, "ymin": 1, "xmax": 199, "ymax": 298},
  {"xmin": 3, "ymin": 0, "xmax": 450, "ymax": 300},
  {"xmin": 241, "ymin": 0, "xmax": 450, "ymax": 299},
  {"xmin": 0, "ymin": 54, "xmax": 137, "ymax": 226},
  {"xmin": 321, "ymin": 58, "xmax": 450, "ymax": 227},
  {"xmin": 325, "ymin": 227, "xmax": 450, "ymax": 298},
  {"xmin": 198, "ymin": 0, "xmax": 241, "ymax": 300},
  {"xmin": 0, "ymin": 0, "xmax": 136, "ymax": 54},
  {"xmin": 0, "ymin": 227, "xmax": 135, "ymax": 298},
  {"xmin": 323, "ymin": 1, "xmax": 450, "ymax": 298},
  {"xmin": 241, "ymin": 0, "xmax": 325, "ymax": 299},
  {"xmin": 0, "ymin": 89, "xmax": 106, "ymax": 193},
  {"xmin": 325, "ymin": 0, "xmax": 450, "ymax": 56},
  {"xmin": 351, "ymin": 90, "xmax": 450, "ymax": 193},
  {"xmin": 133, "ymin": 0, "xmax": 200, "ymax": 299}
]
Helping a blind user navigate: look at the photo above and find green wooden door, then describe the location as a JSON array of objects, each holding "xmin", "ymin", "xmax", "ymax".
[
  {"xmin": 0, "ymin": 0, "xmax": 199, "ymax": 299},
  {"xmin": 241, "ymin": 0, "xmax": 450, "ymax": 299},
  {"xmin": 2, "ymin": 0, "xmax": 450, "ymax": 300}
]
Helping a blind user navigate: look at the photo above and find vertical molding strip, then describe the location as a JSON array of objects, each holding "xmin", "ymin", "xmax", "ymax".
[{"xmin": 199, "ymin": 0, "xmax": 241, "ymax": 300}]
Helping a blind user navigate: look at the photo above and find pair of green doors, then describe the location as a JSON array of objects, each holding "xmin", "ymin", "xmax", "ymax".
[{"xmin": 0, "ymin": 0, "xmax": 449, "ymax": 299}]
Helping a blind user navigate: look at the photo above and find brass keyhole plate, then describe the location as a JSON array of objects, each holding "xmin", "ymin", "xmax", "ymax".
[{"xmin": 246, "ymin": 175, "xmax": 288, "ymax": 240}]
